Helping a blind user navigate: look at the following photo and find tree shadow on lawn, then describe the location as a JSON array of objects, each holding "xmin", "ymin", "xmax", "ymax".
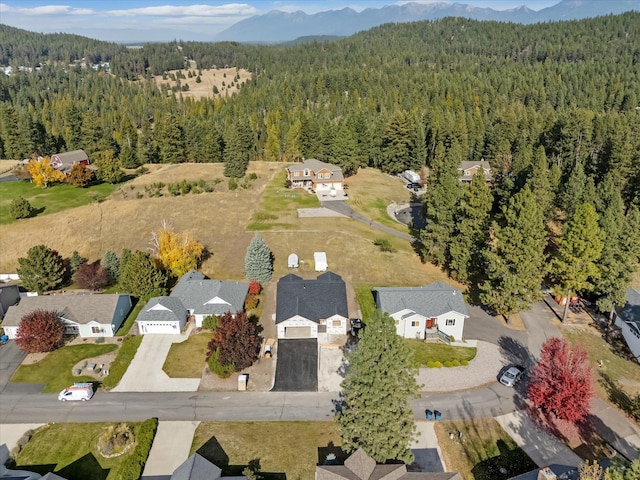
[
  {"xmin": 599, "ymin": 373, "xmax": 640, "ymax": 422},
  {"xmin": 471, "ymin": 439, "xmax": 537, "ymax": 480},
  {"xmin": 9, "ymin": 453, "xmax": 109, "ymax": 480}
]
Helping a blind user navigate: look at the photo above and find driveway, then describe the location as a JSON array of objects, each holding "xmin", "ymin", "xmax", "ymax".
[
  {"xmin": 112, "ymin": 334, "xmax": 200, "ymax": 392},
  {"xmin": 271, "ymin": 339, "xmax": 318, "ymax": 391},
  {"xmin": 0, "ymin": 340, "xmax": 28, "ymax": 393}
]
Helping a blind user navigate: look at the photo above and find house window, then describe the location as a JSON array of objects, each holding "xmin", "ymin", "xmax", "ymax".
[
  {"xmin": 294, "ymin": 171, "xmax": 299, "ymax": 177},
  {"xmin": 411, "ymin": 321, "xmax": 420, "ymax": 327},
  {"xmin": 304, "ymin": 169, "xmax": 310, "ymax": 176},
  {"xmin": 91, "ymin": 326, "xmax": 102, "ymax": 334},
  {"xmin": 446, "ymin": 319, "xmax": 455, "ymax": 326},
  {"xmin": 332, "ymin": 320, "xmax": 341, "ymax": 327}
]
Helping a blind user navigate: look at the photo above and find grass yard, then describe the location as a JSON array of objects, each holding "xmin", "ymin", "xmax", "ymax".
[
  {"xmin": 0, "ymin": 180, "xmax": 116, "ymax": 224},
  {"xmin": 163, "ymin": 332, "xmax": 210, "ymax": 378},
  {"xmin": 435, "ymin": 418, "xmax": 537, "ymax": 480},
  {"xmin": 11, "ymin": 419, "xmax": 157, "ymax": 480},
  {"xmin": 101, "ymin": 335, "xmax": 143, "ymax": 390},
  {"xmin": 354, "ymin": 284, "xmax": 377, "ymax": 322},
  {"xmin": 191, "ymin": 421, "xmax": 343, "ymax": 480},
  {"xmin": 11, "ymin": 344, "xmax": 117, "ymax": 392},
  {"xmin": 405, "ymin": 340, "xmax": 477, "ymax": 367}
]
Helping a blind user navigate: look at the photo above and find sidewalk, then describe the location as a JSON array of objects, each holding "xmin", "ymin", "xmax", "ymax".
[
  {"xmin": 141, "ymin": 421, "xmax": 200, "ymax": 479},
  {"xmin": 590, "ymin": 398, "xmax": 640, "ymax": 461}
]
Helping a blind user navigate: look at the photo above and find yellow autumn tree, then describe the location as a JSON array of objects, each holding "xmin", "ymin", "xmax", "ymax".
[
  {"xmin": 151, "ymin": 222, "xmax": 205, "ymax": 278},
  {"xmin": 26, "ymin": 156, "xmax": 66, "ymax": 188}
]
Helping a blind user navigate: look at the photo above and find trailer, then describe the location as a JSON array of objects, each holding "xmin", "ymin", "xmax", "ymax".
[
  {"xmin": 314, "ymin": 252, "xmax": 328, "ymax": 272},
  {"xmin": 402, "ymin": 170, "xmax": 421, "ymax": 184}
]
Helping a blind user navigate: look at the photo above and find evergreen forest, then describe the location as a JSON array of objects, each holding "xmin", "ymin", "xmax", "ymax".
[{"xmin": 1, "ymin": 13, "xmax": 639, "ymax": 315}]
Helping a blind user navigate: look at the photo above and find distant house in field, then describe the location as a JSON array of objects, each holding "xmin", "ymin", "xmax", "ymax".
[
  {"xmin": 50, "ymin": 149, "xmax": 90, "ymax": 173},
  {"xmin": 0, "ymin": 284, "xmax": 20, "ymax": 318},
  {"xmin": 374, "ymin": 281, "xmax": 469, "ymax": 342},
  {"xmin": 2, "ymin": 294, "xmax": 132, "ymax": 339},
  {"xmin": 136, "ymin": 270, "xmax": 248, "ymax": 334},
  {"xmin": 614, "ymin": 288, "xmax": 640, "ymax": 361},
  {"xmin": 285, "ymin": 159, "xmax": 344, "ymax": 193},
  {"xmin": 276, "ymin": 272, "xmax": 348, "ymax": 339},
  {"xmin": 458, "ymin": 159, "xmax": 492, "ymax": 183}
]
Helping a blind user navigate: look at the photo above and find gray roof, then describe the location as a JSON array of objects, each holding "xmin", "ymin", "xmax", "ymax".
[
  {"xmin": 53, "ymin": 149, "xmax": 88, "ymax": 167},
  {"xmin": 286, "ymin": 159, "xmax": 344, "ymax": 182},
  {"xmin": 374, "ymin": 282, "xmax": 469, "ymax": 318},
  {"xmin": 617, "ymin": 288, "xmax": 640, "ymax": 335},
  {"xmin": 41, "ymin": 474, "xmax": 68, "ymax": 480},
  {"xmin": 458, "ymin": 160, "xmax": 492, "ymax": 182},
  {"xmin": 136, "ymin": 296, "xmax": 187, "ymax": 323},
  {"xmin": 276, "ymin": 272, "xmax": 348, "ymax": 324},
  {"xmin": 170, "ymin": 453, "xmax": 222, "ymax": 480},
  {"xmin": 2, "ymin": 294, "xmax": 131, "ymax": 327},
  {"xmin": 171, "ymin": 271, "xmax": 248, "ymax": 316}
]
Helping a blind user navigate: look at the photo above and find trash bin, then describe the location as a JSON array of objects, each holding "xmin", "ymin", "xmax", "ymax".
[
  {"xmin": 434, "ymin": 410, "xmax": 442, "ymax": 421},
  {"xmin": 238, "ymin": 374, "xmax": 248, "ymax": 391},
  {"xmin": 425, "ymin": 409, "xmax": 433, "ymax": 420}
]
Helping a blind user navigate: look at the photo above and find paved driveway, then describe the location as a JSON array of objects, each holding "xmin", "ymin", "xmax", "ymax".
[
  {"xmin": 112, "ymin": 334, "xmax": 200, "ymax": 392},
  {"xmin": 272, "ymin": 339, "xmax": 318, "ymax": 392},
  {"xmin": 0, "ymin": 340, "xmax": 27, "ymax": 393}
]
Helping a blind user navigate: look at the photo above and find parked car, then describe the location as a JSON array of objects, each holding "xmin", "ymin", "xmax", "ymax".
[
  {"xmin": 406, "ymin": 182, "xmax": 421, "ymax": 191},
  {"xmin": 499, "ymin": 365, "xmax": 525, "ymax": 387},
  {"xmin": 58, "ymin": 382, "xmax": 94, "ymax": 401},
  {"xmin": 264, "ymin": 344, "xmax": 272, "ymax": 358}
]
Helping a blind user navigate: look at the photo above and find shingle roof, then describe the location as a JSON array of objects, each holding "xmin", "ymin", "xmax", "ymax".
[
  {"xmin": 375, "ymin": 282, "xmax": 468, "ymax": 318},
  {"xmin": 136, "ymin": 296, "xmax": 187, "ymax": 323},
  {"xmin": 2, "ymin": 294, "xmax": 130, "ymax": 327},
  {"xmin": 171, "ymin": 273, "xmax": 248, "ymax": 316},
  {"xmin": 617, "ymin": 288, "xmax": 640, "ymax": 335},
  {"xmin": 170, "ymin": 453, "xmax": 222, "ymax": 480},
  {"xmin": 458, "ymin": 160, "xmax": 492, "ymax": 181},
  {"xmin": 286, "ymin": 159, "xmax": 344, "ymax": 182},
  {"xmin": 276, "ymin": 272, "xmax": 348, "ymax": 324},
  {"xmin": 53, "ymin": 149, "xmax": 88, "ymax": 166}
]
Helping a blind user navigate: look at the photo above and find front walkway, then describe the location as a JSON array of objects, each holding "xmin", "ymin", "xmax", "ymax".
[
  {"xmin": 141, "ymin": 421, "xmax": 200, "ymax": 479},
  {"xmin": 411, "ymin": 421, "xmax": 446, "ymax": 472}
]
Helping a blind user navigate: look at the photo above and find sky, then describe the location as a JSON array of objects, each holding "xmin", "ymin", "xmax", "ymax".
[{"xmin": 0, "ymin": 0, "xmax": 561, "ymax": 43}]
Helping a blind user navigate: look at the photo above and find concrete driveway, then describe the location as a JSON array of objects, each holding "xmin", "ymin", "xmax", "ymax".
[
  {"xmin": 112, "ymin": 334, "xmax": 200, "ymax": 392},
  {"xmin": 272, "ymin": 339, "xmax": 318, "ymax": 391}
]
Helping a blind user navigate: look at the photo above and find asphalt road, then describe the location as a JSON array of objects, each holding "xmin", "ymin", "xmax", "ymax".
[{"xmin": 0, "ymin": 341, "xmax": 27, "ymax": 393}]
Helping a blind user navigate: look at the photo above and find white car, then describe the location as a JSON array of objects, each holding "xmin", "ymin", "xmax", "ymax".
[{"xmin": 499, "ymin": 366, "xmax": 525, "ymax": 387}]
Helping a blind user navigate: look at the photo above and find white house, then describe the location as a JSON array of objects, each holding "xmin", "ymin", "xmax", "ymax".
[
  {"xmin": 2, "ymin": 293, "xmax": 132, "ymax": 339},
  {"xmin": 136, "ymin": 296, "xmax": 187, "ymax": 334},
  {"xmin": 374, "ymin": 282, "xmax": 469, "ymax": 342},
  {"xmin": 614, "ymin": 288, "xmax": 640, "ymax": 362},
  {"xmin": 276, "ymin": 272, "xmax": 348, "ymax": 339}
]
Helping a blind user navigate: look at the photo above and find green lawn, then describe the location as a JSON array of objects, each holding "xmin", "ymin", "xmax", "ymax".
[
  {"xmin": 0, "ymin": 180, "xmax": 117, "ymax": 224},
  {"xmin": 101, "ymin": 336, "xmax": 143, "ymax": 390},
  {"xmin": 435, "ymin": 418, "xmax": 537, "ymax": 480},
  {"xmin": 11, "ymin": 419, "xmax": 157, "ymax": 480},
  {"xmin": 192, "ymin": 421, "xmax": 343, "ymax": 480},
  {"xmin": 354, "ymin": 284, "xmax": 377, "ymax": 322},
  {"xmin": 405, "ymin": 340, "xmax": 477, "ymax": 367},
  {"xmin": 11, "ymin": 344, "xmax": 117, "ymax": 392},
  {"xmin": 163, "ymin": 332, "xmax": 210, "ymax": 378}
]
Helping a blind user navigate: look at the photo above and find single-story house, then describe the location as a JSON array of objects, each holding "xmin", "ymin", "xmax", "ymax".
[
  {"xmin": 276, "ymin": 272, "xmax": 348, "ymax": 339},
  {"xmin": 136, "ymin": 270, "xmax": 249, "ymax": 334},
  {"xmin": 317, "ymin": 448, "xmax": 462, "ymax": 480},
  {"xmin": 285, "ymin": 159, "xmax": 344, "ymax": 193},
  {"xmin": 2, "ymin": 294, "xmax": 132, "ymax": 339},
  {"xmin": 50, "ymin": 149, "xmax": 90, "ymax": 173},
  {"xmin": 374, "ymin": 282, "xmax": 469, "ymax": 342},
  {"xmin": 614, "ymin": 288, "xmax": 640, "ymax": 361},
  {"xmin": 0, "ymin": 284, "xmax": 20, "ymax": 318},
  {"xmin": 459, "ymin": 159, "xmax": 492, "ymax": 183}
]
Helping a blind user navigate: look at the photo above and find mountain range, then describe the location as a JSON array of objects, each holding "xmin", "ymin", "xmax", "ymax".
[{"xmin": 215, "ymin": 0, "xmax": 640, "ymax": 43}]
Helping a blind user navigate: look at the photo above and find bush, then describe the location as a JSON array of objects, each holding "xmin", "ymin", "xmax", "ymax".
[
  {"xmin": 248, "ymin": 280, "xmax": 262, "ymax": 295},
  {"xmin": 10, "ymin": 196, "xmax": 33, "ymax": 219},
  {"xmin": 461, "ymin": 359, "xmax": 468, "ymax": 366},
  {"xmin": 207, "ymin": 348, "xmax": 235, "ymax": 378},
  {"xmin": 228, "ymin": 177, "xmax": 238, "ymax": 190},
  {"xmin": 74, "ymin": 262, "xmax": 109, "ymax": 290},
  {"xmin": 373, "ymin": 238, "xmax": 395, "ymax": 253},
  {"xmin": 248, "ymin": 172, "xmax": 258, "ymax": 180},
  {"xmin": 244, "ymin": 295, "xmax": 259, "ymax": 310},
  {"xmin": 119, "ymin": 418, "xmax": 158, "ymax": 480},
  {"xmin": 427, "ymin": 361, "xmax": 435, "ymax": 368},
  {"xmin": 444, "ymin": 360, "xmax": 453, "ymax": 368},
  {"xmin": 433, "ymin": 361, "xmax": 442, "ymax": 368},
  {"xmin": 452, "ymin": 359, "xmax": 460, "ymax": 367},
  {"xmin": 202, "ymin": 315, "xmax": 218, "ymax": 330}
]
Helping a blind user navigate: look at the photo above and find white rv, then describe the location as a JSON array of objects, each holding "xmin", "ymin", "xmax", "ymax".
[{"xmin": 402, "ymin": 170, "xmax": 421, "ymax": 184}]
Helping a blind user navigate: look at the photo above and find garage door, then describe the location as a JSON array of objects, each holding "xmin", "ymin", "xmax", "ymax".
[
  {"xmin": 140, "ymin": 322, "xmax": 179, "ymax": 334},
  {"xmin": 285, "ymin": 326, "xmax": 311, "ymax": 338}
]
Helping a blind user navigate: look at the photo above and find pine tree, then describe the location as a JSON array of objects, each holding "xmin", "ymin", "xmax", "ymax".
[
  {"xmin": 244, "ymin": 234, "xmax": 273, "ymax": 283},
  {"xmin": 479, "ymin": 186, "xmax": 547, "ymax": 317},
  {"xmin": 224, "ymin": 126, "xmax": 249, "ymax": 178},
  {"xmin": 95, "ymin": 150, "xmax": 124, "ymax": 184},
  {"xmin": 17, "ymin": 244, "xmax": 66, "ymax": 293},
  {"xmin": 119, "ymin": 250, "xmax": 167, "ymax": 299},
  {"xmin": 69, "ymin": 250, "xmax": 88, "ymax": 274},
  {"xmin": 336, "ymin": 310, "xmax": 419, "ymax": 464},
  {"xmin": 10, "ymin": 196, "xmax": 33, "ymax": 219},
  {"xmin": 102, "ymin": 250, "xmax": 120, "ymax": 284}
]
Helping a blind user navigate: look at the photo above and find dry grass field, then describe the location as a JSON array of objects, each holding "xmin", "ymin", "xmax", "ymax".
[
  {"xmin": 0, "ymin": 162, "xmax": 452, "ymax": 288},
  {"xmin": 152, "ymin": 67, "xmax": 251, "ymax": 101}
]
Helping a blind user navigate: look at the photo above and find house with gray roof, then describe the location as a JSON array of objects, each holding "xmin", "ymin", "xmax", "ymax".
[
  {"xmin": 1, "ymin": 293, "xmax": 132, "ymax": 339},
  {"xmin": 316, "ymin": 448, "xmax": 462, "ymax": 480},
  {"xmin": 458, "ymin": 159, "xmax": 492, "ymax": 183},
  {"xmin": 170, "ymin": 453, "xmax": 246, "ymax": 480},
  {"xmin": 0, "ymin": 284, "xmax": 20, "ymax": 318},
  {"xmin": 374, "ymin": 282, "xmax": 469, "ymax": 342},
  {"xmin": 276, "ymin": 272, "xmax": 348, "ymax": 339},
  {"xmin": 614, "ymin": 288, "xmax": 640, "ymax": 361},
  {"xmin": 285, "ymin": 159, "xmax": 344, "ymax": 194},
  {"xmin": 136, "ymin": 270, "xmax": 249, "ymax": 334},
  {"xmin": 50, "ymin": 149, "xmax": 90, "ymax": 173}
]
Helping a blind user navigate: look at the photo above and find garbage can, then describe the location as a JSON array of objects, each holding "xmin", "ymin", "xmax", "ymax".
[
  {"xmin": 434, "ymin": 410, "xmax": 442, "ymax": 421},
  {"xmin": 425, "ymin": 409, "xmax": 433, "ymax": 420},
  {"xmin": 238, "ymin": 374, "xmax": 248, "ymax": 391}
]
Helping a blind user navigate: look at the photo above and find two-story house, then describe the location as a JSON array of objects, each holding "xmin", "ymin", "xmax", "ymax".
[
  {"xmin": 458, "ymin": 159, "xmax": 492, "ymax": 183},
  {"xmin": 285, "ymin": 159, "xmax": 344, "ymax": 194}
]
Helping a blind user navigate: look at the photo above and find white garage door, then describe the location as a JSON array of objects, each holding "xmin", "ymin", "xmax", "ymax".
[
  {"xmin": 140, "ymin": 322, "xmax": 180, "ymax": 334},
  {"xmin": 285, "ymin": 326, "xmax": 311, "ymax": 338}
]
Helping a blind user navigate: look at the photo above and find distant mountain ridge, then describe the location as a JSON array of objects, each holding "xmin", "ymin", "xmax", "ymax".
[{"xmin": 215, "ymin": 0, "xmax": 640, "ymax": 43}]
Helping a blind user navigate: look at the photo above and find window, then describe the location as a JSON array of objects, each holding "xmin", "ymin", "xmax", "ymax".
[
  {"xmin": 332, "ymin": 320, "xmax": 341, "ymax": 327},
  {"xmin": 411, "ymin": 321, "xmax": 420, "ymax": 327},
  {"xmin": 294, "ymin": 171, "xmax": 299, "ymax": 177},
  {"xmin": 304, "ymin": 169, "xmax": 310, "ymax": 176},
  {"xmin": 91, "ymin": 326, "xmax": 102, "ymax": 334},
  {"xmin": 446, "ymin": 318, "xmax": 455, "ymax": 326}
]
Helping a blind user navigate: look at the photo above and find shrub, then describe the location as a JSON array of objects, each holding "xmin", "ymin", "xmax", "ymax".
[
  {"xmin": 444, "ymin": 360, "xmax": 453, "ymax": 368},
  {"xmin": 452, "ymin": 359, "xmax": 460, "ymax": 367},
  {"xmin": 248, "ymin": 172, "xmax": 258, "ymax": 180},
  {"xmin": 207, "ymin": 348, "xmax": 235, "ymax": 378},
  {"xmin": 248, "ymin": 280, "xmax": 262, "ymax": 295},
  {"xmin": 427, "ymin": 361, "xmax": 435, "ymax": 368},
  {"xmin": 228, "ymin": 177, "xmax": 238, "ymax": 190},
  {"xmin": 433, "ymin": 361, "xmax": 443, "ymax": 368},
  {"xmin": 461, "ymin": 359, "xmax": 468, "ymax": 366},
  {"xmin": 10, "ymin": 196, "xmax": 33, "ymax": 219},
  {"xmin": 373, "ymin": 238, "xmax": 395, "ymax": 253},
  {"xmin": 119, "ymin": 418, "xmax": 158, "ymax": 480},
  {"xmin": 74, "ymin": 262, "xmax": 109, "ymax": 290},
  {"xmin": 202, "ymin": 315, "xmax": 218, "ymax": 330},
  {"xmin": 244, "ymin": 295, "xmax": 259, "ymax": 310},
  {"xmin": 15, "ymin": 310, "xmax": 64, "ymax": 353}
]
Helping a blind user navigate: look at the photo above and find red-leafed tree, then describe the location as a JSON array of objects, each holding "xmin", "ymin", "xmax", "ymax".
[
  {"xmin": 528, "ymin": 337, "xmax": 593, "ymax": 423},
  {"xmin": 206, "ymin": 311, "xmax": 260, "ymax": 373},
  {"xmin": 74, "ymin": 262, "xmax": 109, "ymax": 290},
  {"xmin": 67, "ymin": 163, "xmax": 94, "ymax": 187},
  {"xmin": 248, "ymin": 280, "xmax": 261, "ymax": 295},
  {"xmin": 15, "ymin": 309, "xmax": 65, "ymax": 353}
]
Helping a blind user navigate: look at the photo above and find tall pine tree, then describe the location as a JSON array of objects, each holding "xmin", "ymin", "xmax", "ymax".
[{"xmin": 244, "ymin": 234, "xmax": 273, "ymax": 283}]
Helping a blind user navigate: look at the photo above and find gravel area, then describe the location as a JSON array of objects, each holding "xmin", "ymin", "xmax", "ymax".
[{"xmin": 416, "ymin": 340, "xmax": 505, "ymax": 392}]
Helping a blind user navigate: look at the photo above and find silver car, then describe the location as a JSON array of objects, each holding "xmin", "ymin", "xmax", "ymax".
[{"xmin": 499, "ymin": 366, "xmax": 524, "ymax": 387}]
